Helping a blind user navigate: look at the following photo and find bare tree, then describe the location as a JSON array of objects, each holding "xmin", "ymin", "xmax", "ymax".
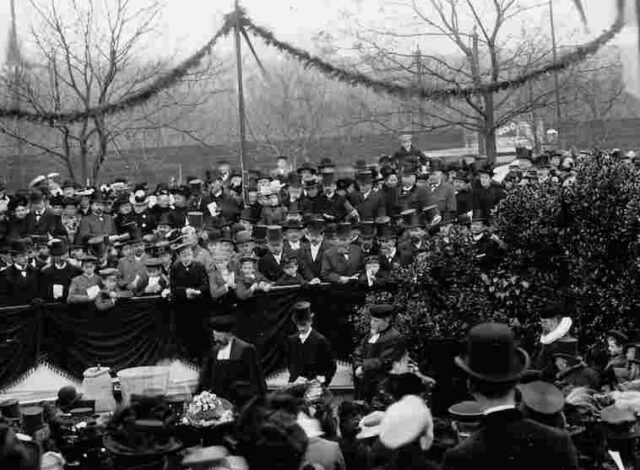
[
  {"xmin": 0, "ymin": 0, "xmax": 227, "ymax": 184},
  {"xmin": 340, "ymin": 0, "xmax": 560, "ymax": 162}
]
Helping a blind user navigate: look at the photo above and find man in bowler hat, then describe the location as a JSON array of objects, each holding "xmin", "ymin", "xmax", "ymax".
[{"xmin": 443, "ymin": 323, "xmax": 578, "ymax": 470}]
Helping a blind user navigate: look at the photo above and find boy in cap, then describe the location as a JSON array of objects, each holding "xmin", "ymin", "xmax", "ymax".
[
  {"xmin": 275, "ymin": 255, "xmax": 304, "ymax": 286},
  {"xmin": 443, "ymin": 323, "xmax": 578, "ymax": 470},
  {"xmin": 197, "ymin": 315, "xmax": 266, "ymax": 403},
  {"xmin": 286, "ymin": 301, "xmax": 336, "ymax": 386}
]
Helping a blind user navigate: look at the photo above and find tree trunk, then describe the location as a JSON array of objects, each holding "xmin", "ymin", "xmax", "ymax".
[
  {"xmin": 482, "ymin": 91, "xmax": 497, "ymax": 163},
  {"xmin": 79, "ymin": 143, "xmax": 88, "ymax": 186}
]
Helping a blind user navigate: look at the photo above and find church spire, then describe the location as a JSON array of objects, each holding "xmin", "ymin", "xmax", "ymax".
[{"xmin": 5, "ymin": 0, "xmax": 21, "ymax": 67}]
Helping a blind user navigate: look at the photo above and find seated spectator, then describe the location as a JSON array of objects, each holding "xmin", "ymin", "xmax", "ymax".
[
  {"xmin": 236, "ymin": 256, "xmax": 271, "ymax": 300},
  {"xmin": 95, "ymin": 268, "xmax": 133, "ymax": 311},
  {"xmin": 40, "ymin": 238, "xmax": 81, "ymax": 302},
  {"xmin": 67, "ymin": 254, "xmax": 102, "ymax": 304},
  {"xmin": 275, "ymin": 255, "xmax": 305, "ymax": 286}
]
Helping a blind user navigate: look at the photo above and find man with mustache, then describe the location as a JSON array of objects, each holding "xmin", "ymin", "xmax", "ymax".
[
  {"xmin": 76, "ymin": 191, "xmax": 116, "ymax": 243},
  {"xmin": 197, "ymin": 314, "xmax": 266, "ymax": 405}
]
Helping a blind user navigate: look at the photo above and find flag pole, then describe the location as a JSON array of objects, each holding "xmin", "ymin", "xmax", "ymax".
[{"xmin": 233, "ymin": 0, "xmax": 248, "ymax": 204}]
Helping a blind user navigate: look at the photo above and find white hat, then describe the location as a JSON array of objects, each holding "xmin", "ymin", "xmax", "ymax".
[
  {"xmin": 356, "ymin": 411, "xmax": 385, "ymax": 440},
  {"xmin": 379, "ymin": 395, "xmax": 433, "ymax": 450},
  {"xmin": 28, "ymin": 175, "xmax": 46, "ymax": 188},
  {"xmin": 46, "ymin": 172, "xmax": 61, "ymax": 180},
  {"xmin": 546, "ymin": 129, "xmax": 558, "ymax": 135}
]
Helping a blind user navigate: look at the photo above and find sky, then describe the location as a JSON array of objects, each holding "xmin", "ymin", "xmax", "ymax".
[{"xmin": 0, "ymin": 0, "xmax": 622, "ymax": 68}]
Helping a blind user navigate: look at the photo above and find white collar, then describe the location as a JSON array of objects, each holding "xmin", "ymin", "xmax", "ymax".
[
  {"xmin": 14, "ymin": 263, "xmax": 24, "ymax": 271},
  {"xmin": 289, "ymin": 241, "xmax": 300, "ymax": 249},
  {"xmin": 299, "ymin": 328, "xmax": 313, "ymax": 343},
  {"xmin": 540, "ymin": 317, "xmax": 572, "ymax": 345},
  {"xmin": 216, "ymin": 338, "xmax": 233, "ymax": 359},
  {"xmin": 483, "ymin": 404, "xmax": 516, "ymax": 416},
  {"xmin": 387, "ymin": 247, "xmax": 396, "ymax": 259},
  {"xmin": 55, "ymin": 262, "xmax": 67, "ymax": 269}
]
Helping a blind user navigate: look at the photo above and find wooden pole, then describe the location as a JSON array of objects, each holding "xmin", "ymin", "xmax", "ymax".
[
  {"xmin": 234, "ymin": 0, "xmax": 248, "ymax": 204},
  {"xmin": 549, "ymin": 0, "xmax": 562, "ymax": 133}
]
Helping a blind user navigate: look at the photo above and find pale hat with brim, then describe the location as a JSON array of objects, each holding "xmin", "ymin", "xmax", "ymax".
[
  {"xmin": 356, "ymin": 411, "xmax": 385, "ymax": 440},
  {"xmin": 379, "ymin": 395, "xmax": 433, "ymax": 450}
]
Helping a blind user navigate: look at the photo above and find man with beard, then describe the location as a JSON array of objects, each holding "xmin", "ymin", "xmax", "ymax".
[
  {"xmin": 356, "ymin": 220, "xmax": 378, "ymax": 257},
  {"xmin": 355, "ymin": 304, "xmax": 407, "ymax": 402},
  {"xmin": 299, "ymin": 218, "xmax": 327, "ymax": 284},
  {"xmin": 197, "ymin": 314, "xmax": 266, "ymax": 405},
  {"xmin": 76, "ymin": 192, "xmax": 116, "ymax": 242}
]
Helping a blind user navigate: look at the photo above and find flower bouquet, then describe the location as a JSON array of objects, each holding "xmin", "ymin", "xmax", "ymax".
[{"xmin": 183, "ymin": 392, "xmax": 234, "ymax": 428}]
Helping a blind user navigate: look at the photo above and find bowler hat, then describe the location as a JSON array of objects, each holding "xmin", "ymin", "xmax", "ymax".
[
  {"xmin": 10, "ymin": 240, "xmax": 29, "ymax": 255},
  {"xmin": 306, "ymin": 218, "xmax": 324, "ymax": 235},
  {"xmin": 144, "ymin": 258, "xmax": 163, "ymax": 268},
  {"xmin": 319, "ymin": 158, "xmax": 336, "ymax": 173},
  {"xmin": 286, "ymin": 172, "xmax": 302, "ymax": 188},
  {"xmin": 516, "ymin": 381, "xmax": 564, "ymax": 415},
  {"xmin": 209, "ymin": 315, "xmax": 236, "ymax": 332},
  {"xmin": 369, "ymin": 304, "xmax": 396, "ymax": 319},
  {"xmin": 47, "ymin": 238, "xmax": 67, "ymax": 257},
  {"xmin": 297, "ymin": 162, "xmax": 317, "ymax": 175},
  {"xmin": 455, "ymin": 323, "xmax": 529, "ymax": 383},
  {"xmin": 56, "ymin": 385, "xmax": 83, "ymax": 412}
]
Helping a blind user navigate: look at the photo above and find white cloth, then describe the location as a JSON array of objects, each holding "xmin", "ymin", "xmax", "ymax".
[
  {"xmin": 299, "ymin": 328, "xmax": 312, "ymax": 344},
  {"xmin": 540, "ymin": 317, "xmax": 573, "ymax": 345},
  {"xmin": 483, "ymin": 404, "xmax": 516, "ymax": 416},
  {"xmin": 310, "ymin": 243, "xmax": 321, "ymax": 262},
  {"xmin": 288, "ymin": 241, "xmax": 301, "ymax": 251},
  {"xmin": 52, "ymin": 284, "xmax": 64, "ymax": 299},
  {"xmin": 217, "ymin": 339, "xmax": 233, "ymax": 360},
  {"xmin": 368, "ymin": 333, "xmax": 380, "ymax": 344},
  {"xmin": 273, "ymin": 253, "xmax": 282, "ymax": 265}
]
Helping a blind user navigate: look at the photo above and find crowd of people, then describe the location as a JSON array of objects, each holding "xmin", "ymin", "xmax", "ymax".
[
  {"xmin": 0, "ymin": 134, "xmax": 578, "ymax": 311},
  {"xmin": 7, "ymin": 134, "xmax": 637, "ymax": 470}
]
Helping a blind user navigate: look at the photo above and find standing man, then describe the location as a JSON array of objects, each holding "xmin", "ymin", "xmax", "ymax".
[
  {"xmin": 300, "ymin": 218, "xmax": 328, "ymax": 284},
  {"xmin": 392, "ymin": 134, "xmax": 426, "ymax": 174},
  {"xmin": 286, "ymin": 301, "xmax": 336, "ymax": 386},
  {"xmin": 355, "ymin": 304, "xmax": 407, "ymax": 402},
  {"xmin": 443, "ymin": 323, "xmax": 578, "ymax": 470},
  {"xmin": 76, "ymin": 192, "xmax": 116, "ymax": 243},
  {"xmin": 428, "ymin": 162, "xmax": 457, "ymax": 222},
  {"xmin": 320, "ymin": 223, "xmax": 364, "ymax": 285},
  {"xmin": 197, "ymin": 315, "xmax": 266, "ymax": 404},
  {"xmin": 40, "ymin": 238, "xmax": 81, "ymax": 302}
]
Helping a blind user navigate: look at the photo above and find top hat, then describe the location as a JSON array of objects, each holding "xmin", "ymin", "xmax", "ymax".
[
  {"xmin": 359, "ymin": 220, "xmax": 376, "ymax": 239},
  {"xmin": 253, "ymin": 225, "xmax": 268, "ymax": 242},
  {"xmin": 286, "ymin": 172, "xmax": 302, "ymax": 188},
  {"xmin": 356, "ymin": 170, "xmax": 373, "ymax": 185},
  {"xmin": 48, "ymin": 238, "xmax": 68, "ymax": 257},
  {"xmin": 292, "ymin": 301, "xmax": 312, "ymax": 323},
  {"xmin": 0, "ymin": 399, "xmax": 21, "ymax": 421},
  {"xmin": 266, "ymin": 225, "xmax": 284, "ymax": 244},
  {"xmin": 22, "ymin": 406, "xmax": 45, "ymax": 436},
  {"xmin": 455, "ymin": 323, "xmax": 530, "ymax": 383},
  {"xmin": 209, "ymin": 315, "xmax": 236, "ymax": 333},
  {"xmin": 369, "ymin": 304, "xmax": 396, "ymax": 319},
  {"xmin": 187, "ymin": 211, "xmax": 204, "ymax": 229},
  {"xmin": 10, "ymin": 240, "xmax": 29, "ymax": 255},
  {"xmin": 297, "ymin": 162, "xmax": 317, "ymax": 175},
  {"xmin": 322, "ymin": 172, "xmax": 335, "ymax": 187},
  {"xmin": 516, "ymin": 381, "xmax": 564, "ymax": 415},
  {"xmin": 335, "ymin": 222, "xmax": 352, "ymax": 240},
  {"xmin": 303, "ymin": 179, "xmax": 318, "ymax": 189},
  {"xmin": 551, "ymin": 338, "xmax": 579, "ymax": 359},
  {"xmin": 283, "ymin": 219, "xmax": 303, "ymax": 231},
  {"xmin": 239, "ymin": 207, "xmax": 257, "ymax": 223},
  {"xmin": 324, "ymin": 223, "xmax": 337, "ymax": 238}
]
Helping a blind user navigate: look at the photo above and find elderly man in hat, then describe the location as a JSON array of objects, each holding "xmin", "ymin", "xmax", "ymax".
[
  {"xmin": 443, "ymin": 323, "xmax": 578, "ymax": 470},
  {"xmin": 286, "ymin": 301, "xmax": 336, "ymax": 386},
  {"xmin": 77, "ymin": 191, "xmax": 116, "ymax": 243},
  {"xmin": 40, "ymin": 238, "xmax": 81, "ymax": 301},
  {"xmin": 428, "ymin": 162, "xmax": 457, "ymax": 221},
  {"xmin": 197, "ymin": 314, "xmax": 266, "ymax": 403},
  {"xmin": 321, "ymin": 222, "xmax": 364, "ymax": 284},
  {"xmin": 0, "ymin": 239, "xmax": 41, "ymax": 306},
  {"xmin": 355, "ymin": 304, "xmax": 407, "ymax": 402},
  {"xmin": 531, "ymin": 304, "xmax": 575, "ymax": 382}
]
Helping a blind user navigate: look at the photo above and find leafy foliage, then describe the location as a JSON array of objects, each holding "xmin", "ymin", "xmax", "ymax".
[{"xmin": 353, "ymin": 153, "xmax": 640, "ymax": 361}]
